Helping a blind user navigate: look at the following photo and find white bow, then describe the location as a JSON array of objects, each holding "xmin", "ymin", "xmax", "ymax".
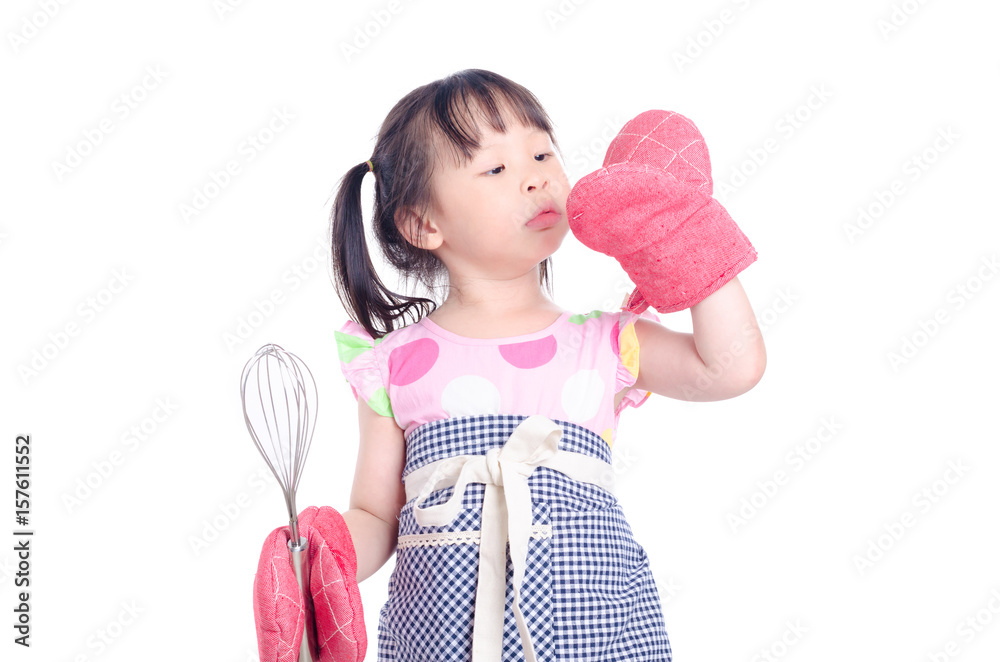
[{"xmin": 404, "ymin": 415, "xmax": 614, "ymax": 662}]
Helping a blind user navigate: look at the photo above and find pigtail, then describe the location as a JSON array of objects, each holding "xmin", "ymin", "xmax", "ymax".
[{"xmin": 329, "ymin": 159, "xmax": 435, "ymax": 340}]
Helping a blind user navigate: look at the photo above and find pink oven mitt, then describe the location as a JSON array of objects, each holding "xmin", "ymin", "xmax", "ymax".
[
  {"xmin": 253, "ymin": 505, "xmax": 367, "ymax": 662},
  {"xmin": 566, "ymin": 109, "xmax": 757, "ymax": 314}
]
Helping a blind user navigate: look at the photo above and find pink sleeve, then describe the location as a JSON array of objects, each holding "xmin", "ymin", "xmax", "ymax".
[
  {"xmin": 334, "ymin": 320, "xmax": 394, "ymax": 418},
  {"xmin": 612, "ymin": 307, "xmax": 662, "ymax": 416}
]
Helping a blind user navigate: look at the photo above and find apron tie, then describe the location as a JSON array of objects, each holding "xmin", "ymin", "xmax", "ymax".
[{"xmin": 403, "ymin": 415, "xmax": 614, "ymax": 662}]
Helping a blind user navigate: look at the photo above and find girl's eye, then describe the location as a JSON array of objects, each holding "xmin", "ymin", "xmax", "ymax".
[{"xmin": 484, "ymin": 153, "xmax": 553, "ymax": 175}]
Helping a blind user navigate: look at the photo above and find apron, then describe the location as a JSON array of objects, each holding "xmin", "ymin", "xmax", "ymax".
[{"xmin": 377, "ymin": 414, "xmax": 673, "ymax": 662}]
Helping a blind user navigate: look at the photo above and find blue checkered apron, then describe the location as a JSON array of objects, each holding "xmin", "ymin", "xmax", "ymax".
[{"xmin": 376, "ymin": 414, "xmax": 672, "ymax": 661}]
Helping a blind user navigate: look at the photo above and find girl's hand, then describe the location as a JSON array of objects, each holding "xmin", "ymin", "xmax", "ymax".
[{"xmin": 253, "ymin": 506, "xmax": 367, "ymax": 662}]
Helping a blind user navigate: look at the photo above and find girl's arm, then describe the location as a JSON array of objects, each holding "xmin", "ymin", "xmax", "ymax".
[
  {"xmin": 341, "ymin": 398, "xmax": 407, "ymax": 583},
  {"xmin": 628, "ymin": 277, "xmax": 766, "ymax": 402}
]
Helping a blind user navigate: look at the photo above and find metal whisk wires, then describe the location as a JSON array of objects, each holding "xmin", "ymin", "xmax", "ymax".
[{"xmin": 240, "ymin": 343, "xmax": 318, "ymax": 545}]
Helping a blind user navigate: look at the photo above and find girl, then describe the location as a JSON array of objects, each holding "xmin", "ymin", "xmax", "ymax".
[{"xmin": 328, "ymin": 68, "xmax": 765, "ymax": 661}]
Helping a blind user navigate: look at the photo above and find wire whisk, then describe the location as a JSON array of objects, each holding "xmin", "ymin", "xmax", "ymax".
[{"xmin": 241, "ymin": 343, "xmax": 319, "ymax": 661}]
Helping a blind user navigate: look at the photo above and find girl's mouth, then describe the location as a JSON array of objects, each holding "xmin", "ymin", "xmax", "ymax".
[{"xmin": 526, "ymin": 205, "xmax": 561, "ymax": 229}]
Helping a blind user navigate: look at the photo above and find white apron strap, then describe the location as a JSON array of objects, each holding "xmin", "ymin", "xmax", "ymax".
[{"xmin": 403, "ymin": 415, "xmax": 614, "ymax": 662}]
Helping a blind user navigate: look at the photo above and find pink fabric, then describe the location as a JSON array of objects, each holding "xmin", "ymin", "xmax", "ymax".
[
  {"xmin": 253, "ymin": 506, "xmax": 366, "ymax": 662},
  {"xmin": 254, "ymin": 526, "xmax": 305, "ymax": 662},
  {"xmin": 566, "ymin": 109, "xmax": 757, "ymax": 314},
  {"xmin": 336, "ymin": 309, "xmax": 659, "ymax": 445},
  {"xmin": 604, "ymin": 109, "xmax": 715, "ymax": 194}
]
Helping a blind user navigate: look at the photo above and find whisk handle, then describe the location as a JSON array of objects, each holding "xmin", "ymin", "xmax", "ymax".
[{"xmin": 289, "ymin": 538, "xmax": 319, "ymax": 661}]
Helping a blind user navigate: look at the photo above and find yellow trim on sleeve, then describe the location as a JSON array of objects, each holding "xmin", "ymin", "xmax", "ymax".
[{"xmin": 620, "ymin": 320, "xmax": 640, "ymax": 379}]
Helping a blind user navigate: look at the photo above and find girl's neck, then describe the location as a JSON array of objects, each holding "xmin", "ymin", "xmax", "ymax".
[
  {"xmin": 425, "ymin": 263, "xmax": 565, "ymax": 336},
  {"xmin": 427, "ymin": 298, "xmax": 566, "ymax": 339}
]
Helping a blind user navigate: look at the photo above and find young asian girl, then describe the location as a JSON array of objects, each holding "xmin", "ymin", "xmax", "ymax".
[{"xmin": 253, "ymin": 67, "xmax": 766, "ymax": 662}]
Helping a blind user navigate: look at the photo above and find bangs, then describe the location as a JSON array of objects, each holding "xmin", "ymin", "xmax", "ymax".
[{"xmin": 427, "ymin": 70, "xmax": 555, "ymax": 167}]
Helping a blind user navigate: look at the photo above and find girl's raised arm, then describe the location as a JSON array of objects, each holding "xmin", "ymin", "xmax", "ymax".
[{"xmin": 631, "ymin": 277, "xmax": 766, "ymax": 403}]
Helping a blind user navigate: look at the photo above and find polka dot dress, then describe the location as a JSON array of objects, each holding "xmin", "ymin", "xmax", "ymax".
[
  {"xmin": 334, "ymin": 307, "xmax": 672, "ymax": 661},
  {"xmin": 335, "ymin": 308, "xmax": 660, "ymax": 447}
]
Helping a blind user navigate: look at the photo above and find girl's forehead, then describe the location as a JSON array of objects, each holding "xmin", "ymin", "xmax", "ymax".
[{"xmin": 477, "ymin": 124, "xmax": 548, "ymax": 147}]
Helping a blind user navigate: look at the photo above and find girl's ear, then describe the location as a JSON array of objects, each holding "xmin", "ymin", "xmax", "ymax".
[{"xmin": 395, "ymin": 207, "xmax": 443, "ymax": 251}]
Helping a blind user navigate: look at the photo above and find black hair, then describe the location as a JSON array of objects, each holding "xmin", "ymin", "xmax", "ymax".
[{"xmin": 329, "ymin": 68, "xmax": 562, "ymax": 339}]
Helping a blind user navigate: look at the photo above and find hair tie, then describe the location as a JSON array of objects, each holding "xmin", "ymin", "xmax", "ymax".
[{"xmin": 366, "ymin": 159, "xmax": 374, "ymax": 174}]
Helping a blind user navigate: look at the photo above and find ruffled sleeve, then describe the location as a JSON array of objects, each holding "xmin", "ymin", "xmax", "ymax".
[
  {"xmin": 612, "ymin": 305, "xmax": 662, "ymax": 417},
  {"xmin": 334, "ymin": 320, "xmax": 394, "ymax": 418}
]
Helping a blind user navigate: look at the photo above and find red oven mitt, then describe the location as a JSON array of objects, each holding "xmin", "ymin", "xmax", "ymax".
[
  {"xmin": 253, "ymin": 505, "xmax": 367, "ymax": 662},
  {"xmin": 566, "ymin": 109, "xmax": 757, "ymax": 314}
]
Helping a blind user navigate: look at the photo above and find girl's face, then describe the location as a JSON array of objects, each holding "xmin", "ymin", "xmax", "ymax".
[{"xmin": 422, "ymin": 111, "xmax": 571, "ymax": 281}]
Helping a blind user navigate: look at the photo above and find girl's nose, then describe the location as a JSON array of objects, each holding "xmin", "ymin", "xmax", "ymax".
[{"xmin": 524, "ymin": 166, "xmax": 548, "ymax": 192}]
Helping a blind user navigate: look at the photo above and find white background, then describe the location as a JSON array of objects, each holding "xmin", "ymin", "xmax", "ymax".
[{"xmin": 3, "ymin": 0, "xmax": 999, "ymax": 660}]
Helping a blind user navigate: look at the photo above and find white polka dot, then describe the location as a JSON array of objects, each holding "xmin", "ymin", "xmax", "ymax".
[
  {"xmin": 561, "ymin": 369, "xmax": 605, "ymax": 421},
  {"xmin": 441, "ymin": 375, "xmax": 501, "ymax": 417}
]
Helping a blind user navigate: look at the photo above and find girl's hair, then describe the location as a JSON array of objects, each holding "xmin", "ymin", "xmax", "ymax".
[{"xmin": 329, "ymin": 68, "xmax": 562, "ymax": 339}]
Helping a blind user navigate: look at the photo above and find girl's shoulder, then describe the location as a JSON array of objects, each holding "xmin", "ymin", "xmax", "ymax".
[
  {"xmin": 567, "ymin": 307, "xmax": 661, "ymax": 336},
  {"xmin": 334, "ymin": 317, "xmax": 423, "ymax": 419}
]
